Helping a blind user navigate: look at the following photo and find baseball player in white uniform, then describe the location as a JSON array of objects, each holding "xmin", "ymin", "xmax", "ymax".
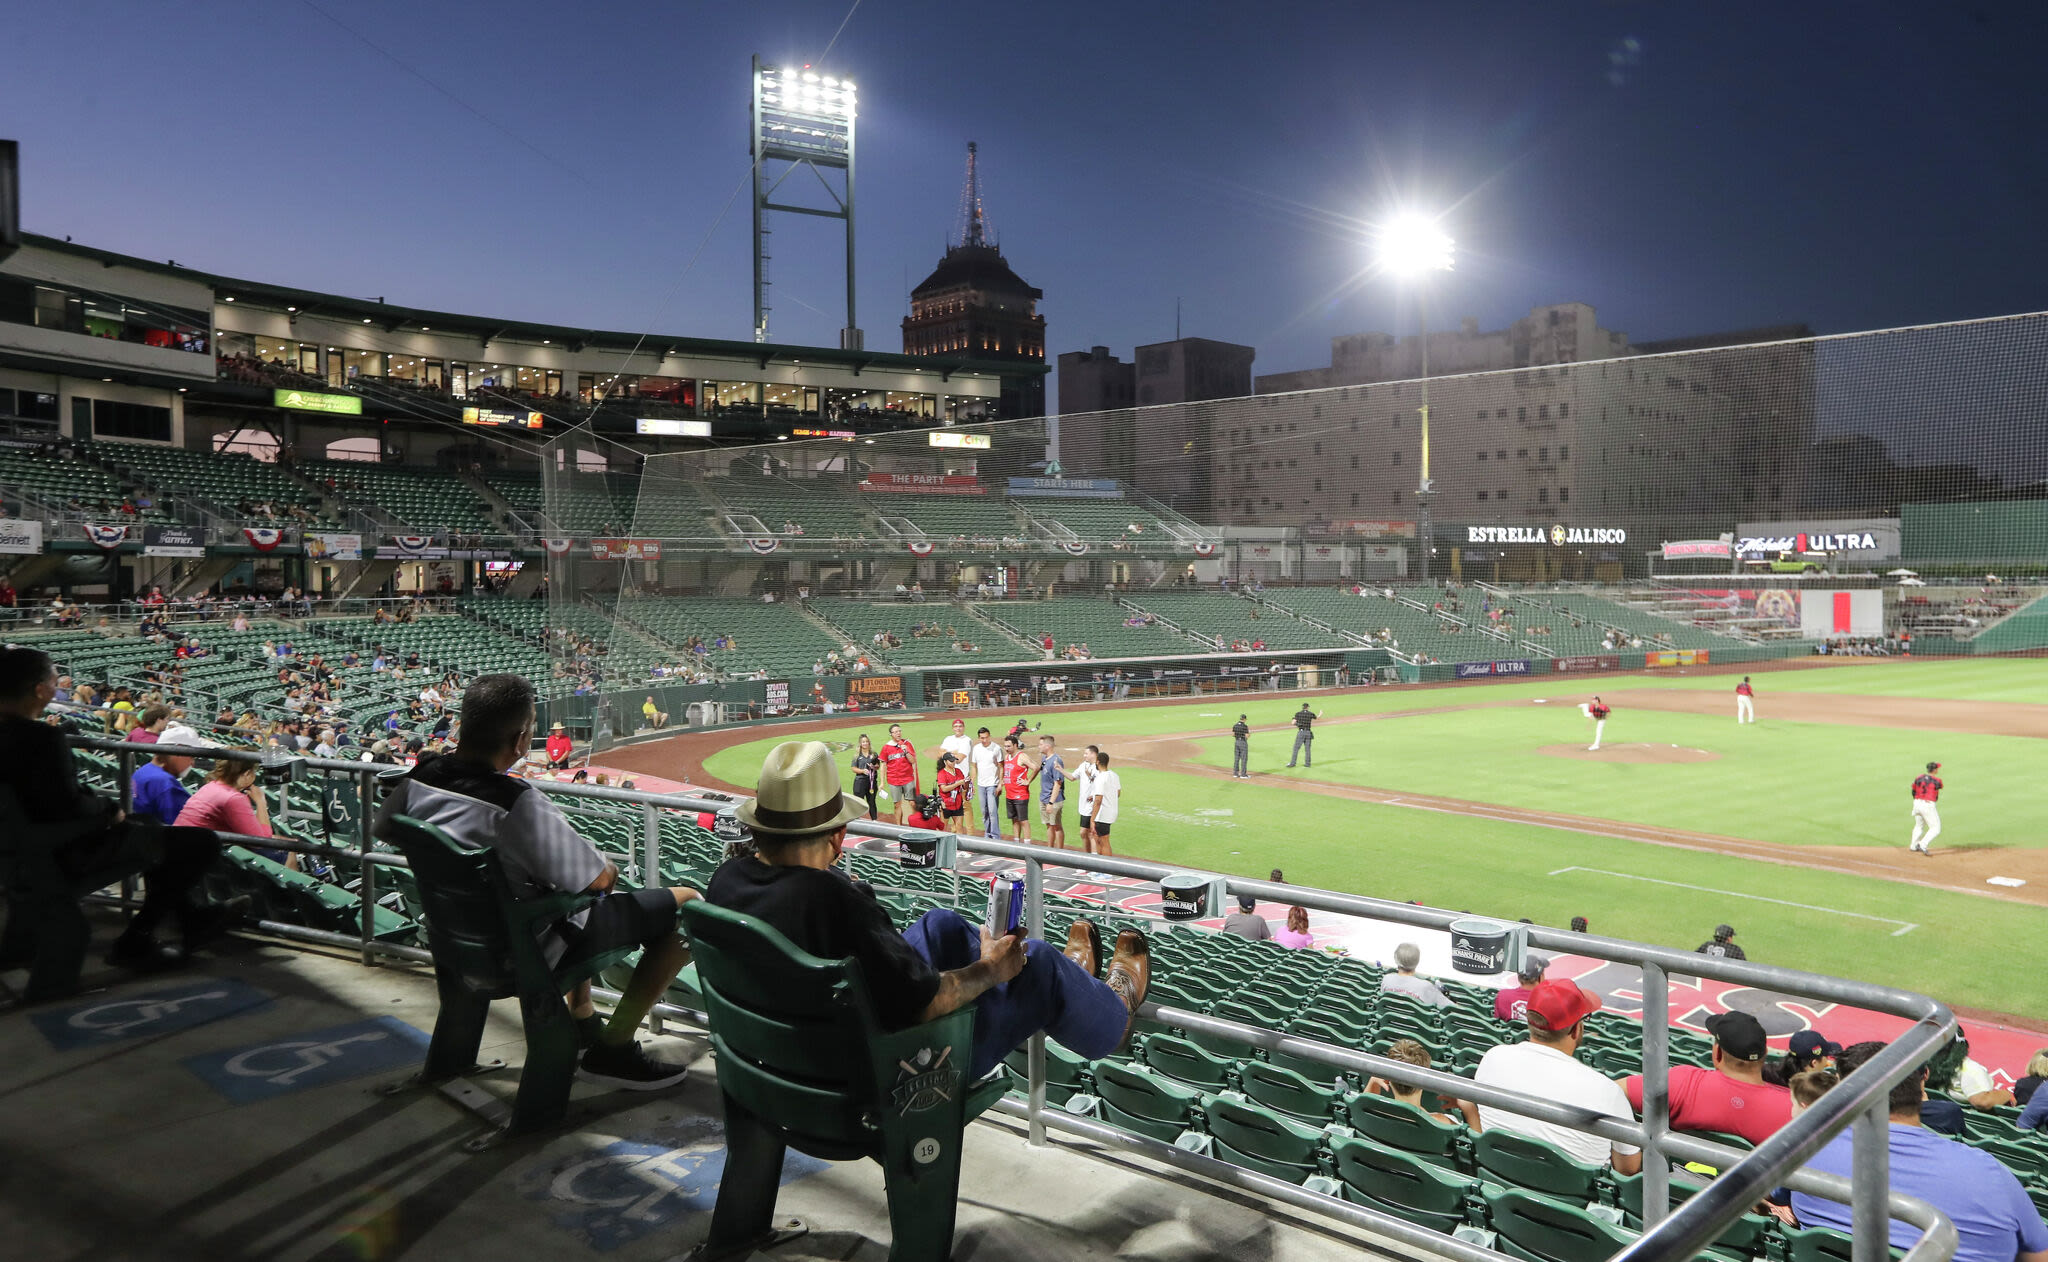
[
  {"xmin": 1580, "ymin": 697, "xmax": 1610, "ymax": 751},
  {"xmin": 1736, "ymin": 677, "xmax": 1756, "ymax": 724}
]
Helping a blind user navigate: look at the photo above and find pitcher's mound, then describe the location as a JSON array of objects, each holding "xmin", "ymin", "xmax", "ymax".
[{"xmin": 1539, "ymin": 743, "xmax": 1721, "ymax": 764}]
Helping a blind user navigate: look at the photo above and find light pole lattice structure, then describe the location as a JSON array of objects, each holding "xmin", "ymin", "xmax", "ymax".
[
  {"xmin": 750, "ymin": 57, "xmax": 861, "ymax": 349},
  {"xmin": 1375, "ymin": 215, "xmax": 1454, "ymax": 582}
]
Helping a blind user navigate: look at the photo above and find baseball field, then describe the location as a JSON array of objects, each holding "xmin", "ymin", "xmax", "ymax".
[{"xmin": 655, "ymin": 657, "xmax": 2047, "ymax": 1026}]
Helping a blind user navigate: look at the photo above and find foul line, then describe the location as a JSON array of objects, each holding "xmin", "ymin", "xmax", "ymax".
[{"xmin": 1548, "ymin": 867, "xmax": 1919, "ymax": 936}]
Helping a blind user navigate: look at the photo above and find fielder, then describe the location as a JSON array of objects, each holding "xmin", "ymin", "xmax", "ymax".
[
  {"xmin": 1909, "ymin": 761, "xmax": 1943, "ymax": 854},
  {"xmin": 1231, "ymin": 714, "xmax": 1251, "ymax": 778},
  {"xmin": 1580, "ymin": 696, "xmax": 1611, "ymax": 751},
  {"xmin": 1736, "ymin": 676, "xmax": 1756, "ymax": 724}
]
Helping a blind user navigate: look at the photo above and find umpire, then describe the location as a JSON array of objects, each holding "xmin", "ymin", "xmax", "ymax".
[
  {"xmin": 1287, "ymin": 702, "xmax": 1322, "ymax": 768},
  {"xmin": 1231, "ymin": 714, "xmax": 1250, "ymax": 779}
]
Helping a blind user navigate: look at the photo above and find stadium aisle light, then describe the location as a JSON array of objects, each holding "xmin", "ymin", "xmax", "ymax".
[{"xmin": 1376, "ymin": 214, "xmax": 1455, "ymax": 277}]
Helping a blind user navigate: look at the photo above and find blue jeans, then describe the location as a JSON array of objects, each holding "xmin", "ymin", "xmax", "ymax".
[
  {"xmin": 902, "ymin": 909, "xmax": 1130, "ymax": 1079},
  {"xmin": 977, "ymin": 785, "xmax": 1001, "ymax": 838}
]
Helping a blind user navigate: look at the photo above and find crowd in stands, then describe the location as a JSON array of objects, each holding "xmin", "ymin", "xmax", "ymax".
[{"xmin": 1815, "ymin": 636, "xmax": 1906, "ymax": 656}]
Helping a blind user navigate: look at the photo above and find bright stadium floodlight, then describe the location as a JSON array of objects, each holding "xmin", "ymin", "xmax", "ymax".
[
  {"xmin": 1375, "ymin": 213, "xmax": 1454, "ymax": 277},
  {"xmin": 752, "ymin": 56, "xmax": 861, "ymax": 348},
  {"xmin": 1373, "ymin": 210, "xmax": 1453, "ymax": 582}
]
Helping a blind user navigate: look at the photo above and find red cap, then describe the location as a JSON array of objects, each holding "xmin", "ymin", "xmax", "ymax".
[{"xmin": 1526, "ymin": 978, "xmax": 1603, "ymax": 1032}]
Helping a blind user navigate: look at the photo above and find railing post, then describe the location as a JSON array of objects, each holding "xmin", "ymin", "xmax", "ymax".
[
  {"xmin": 356, "ymin": 767, "xmax": 377, "ymax": 968},
  {"xmin": 1025, "ymin": 854, "xmax": 1047, "ymax": 1147},
  {"xmin": 1639, "ymin": 960, "xmax": 1671, "ymax": 1226},
  {"xmin": 643, "ymin": 801, "xmax": 664, "ymax": 1036},
  {"xmin": 1851, "ymin": 1095, "xmax": 1892, "ymax": 1262}
]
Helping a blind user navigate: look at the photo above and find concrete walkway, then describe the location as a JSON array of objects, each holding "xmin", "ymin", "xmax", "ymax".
[{"xmin": 1, "ymin": 914, "xmax": 1405, "ymax": 1262}]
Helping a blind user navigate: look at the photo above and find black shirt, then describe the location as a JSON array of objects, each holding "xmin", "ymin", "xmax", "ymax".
[
  {"xmin": 851, "ymin": 752, "xmax": 877, "ymax": 794},
  {"xmin": 1294, "ymin": 709, "xmax": 1315, "ymax": 731},
  {"xmin": 1695, "ymin": 940, "xmax": 1748, "ymax": 960},
  {"xmin": 0, "ymin": 715, "xmax": 115, "ymax": 826},
  {"xmin": 1232, "ymin": 721, "xmax": 1250, "ymax": 740},
  {"xmin": 705, "ymin": 856, "xmax": 941, "ymax": 1030}
]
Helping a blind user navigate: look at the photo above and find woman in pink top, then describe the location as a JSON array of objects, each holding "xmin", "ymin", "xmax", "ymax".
[
  {"xmin": 176, "ymin": 756, "xmax": 288, "ymax": 867},
  {"xmin": 1274, "ymin": 904, "xmax": 1315, "ymax": 949}
]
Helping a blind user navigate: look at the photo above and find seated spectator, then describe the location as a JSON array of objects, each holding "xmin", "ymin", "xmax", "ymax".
[
  {"xmin": 1274, "ymin": 904, "xmax": 1315, "ymax": 949},
  {"xmin": 705, "ymin": 740, "xmax": 1151, "ymax": 1078},
  {"xmin": 1789, "ymin": 1039, "xmax": 2048, "ymax": 1262},
  {"xmin": 1622, "ymin": 1011, "xmax": 1791, "ymax": 1146},
  {"xmin": 1381, "ymin": 942, "xmax": 1452, "ymax": 1007},
  {"xmin": 176, "ymin": 755, "xmax": 287, "ymax": 866},
  {"xmin": 374, "ymin": 674, "xmax": 702, "ymax": 1088},
  {"xmin": 132, "ymin": 724, "xmax": 212, "ymax": 825},
  {"xmin": 2015, "ymin": 1049, "xmax": 2048, "ymax": 1111},
  {"xmin": 126, "ymin": 704, "xmax": 173, "ymax": 744},
  {"xmin": 1366, "ymin": 1037, "xmax": 1464, "ymax": 1125},
  {"xmin": 1221, "ymin": 894, "xmax": 1270, "ymax": 941},
  {"xmin": 1930, "ymin": 1032, "xmax": 2018, "ymax": 1110},
  {"xmin": 0, "ymin": 647, "xmax": 236, "ymax": 972},
  {"xmin": 1466, "ymin": 979, "xmax": 1643, "ymax": 1173},
  {"xmin": 1494, "ymin": 955, "xmax": 1548, "ymax": 1021},
  {"xmin": 1766, "ymin": 1029, "xmax": 1844, "ymax": 1087}
]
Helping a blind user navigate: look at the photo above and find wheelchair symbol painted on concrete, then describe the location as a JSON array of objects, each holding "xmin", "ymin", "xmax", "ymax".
[
  {"xmin": 223, "ymin": 1030, "xmax": 390, "ymax": 1086},
  {"xmin": 551, "ymin": 1148, "xmax": 718, "ymax": 1224},
  {"xmin": 68, "ymin": 989, "xmax": 233, "ymax": 1037}
]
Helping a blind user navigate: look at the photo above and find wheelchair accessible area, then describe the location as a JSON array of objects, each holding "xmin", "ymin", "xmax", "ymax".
[{"xmin": 0, "ymin": 909, "xmax": 1418, "ymax": 1262}]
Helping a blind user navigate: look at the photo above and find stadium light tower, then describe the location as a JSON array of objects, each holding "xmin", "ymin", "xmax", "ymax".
[
  {"xmin": 1375, "ymin": 212, "xmax": 1454, "ymax": 581},
  {"xmin": 750, "ymin": 57, "xmax": 860, "ymax": 348}
]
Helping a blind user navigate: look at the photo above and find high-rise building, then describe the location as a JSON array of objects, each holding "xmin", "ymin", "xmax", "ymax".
[
  {"xmin": 1055, "ymin": 337, "xmax": 1253, "ymax": 519},
  {"xmin": 1056, "ymin": 346, "xmax": 1134, "ymax": 416},
  {"xmin": 902, "ymin": 143, "xmax": 1046, "ymax": 418},
  {"xmin": 1255, "ymin": 302, "xmax": 1629, "ymax": 394}
]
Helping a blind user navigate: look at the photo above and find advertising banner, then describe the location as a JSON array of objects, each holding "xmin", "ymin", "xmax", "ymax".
[
  {"xmin": 1553, "ymin": 655, "xmax": 1623, "ymax": 673},
  {"xmin": 274, "ymin": 388, "xmax": 361, "ymax": 415},
  {"xmin": 376, "ymin": 536, "xmax": 446, "ymax": 560},
  {"xmin": 1661, "ymin": 539, "xmax": 1732, "ymax": 559},
  {"xmin": 764, "ymin": 681, "xmax": 790, "ymax": 713},
  {"xmin": 1324, "ymin": 519, "xmax": 1417, "ymax": 539},
  {"xmin": 590, "ymin": 539, "xmax": 662, "ymax": 562},
  {"xmin": 0, "ymin": 519, "xmax": 42, "ymax": 555},
  {"xmin": 927, "ymin": 431, "xmax": 991, "ymax": 449},
  {"xmin": 861, "ymin": 472, "xmax": 986, "ymax": 495},
  {"xmin": 305, "ymin": 532, "xmax": 363, "ymax": 561},
  {"xmin": 1801, "ymin": 589, "xmax": 1884, "ymax": 638},
  {"xmin": 143, "ymin": 525, "xmax": 206, "ymax": 558},
  {"xmin": 847, "ymin": 675, "xmax": 904, "ymax": 706},
  {"xmin": 1645, "ymin": 649, "xmax": 1711, "ymax": 668},
  {"xmin": 1465, "ymin": 524, "xmax": 1627, "ymax": 547},
  {"xmin": 1454, "ymin": 659, "xmax": 1533, "ymax": 678},
  {"xmin": 1734, "ymin": 519, "xmax": 1899, "ymax": 560},
  {"xmin": 1006, "ymin": 477, "xmax": 1123, "ymax": 499}
]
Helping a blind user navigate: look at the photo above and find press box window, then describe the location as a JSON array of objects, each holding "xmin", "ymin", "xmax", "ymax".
[{"xmin": 91, "ymin": 399, "xmax": 172, "ymax": 442}]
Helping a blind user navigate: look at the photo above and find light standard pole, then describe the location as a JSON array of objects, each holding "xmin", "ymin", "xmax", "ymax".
[{"xmin": 1375, "ymin": 214, "xmax": 1454, "ymax": 584}]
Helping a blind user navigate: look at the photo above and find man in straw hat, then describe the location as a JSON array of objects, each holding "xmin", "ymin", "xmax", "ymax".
[
  {"xmin": 376, "ymin": 674, "xmax": 700, "ymax": 1090},
  {"xmin": 545, "ymin": 720, "xmax": 573, "ymax": 770},
  {"xmin": 707, "ymin": 740, "xmax": 1152, "ymax": 1078}
]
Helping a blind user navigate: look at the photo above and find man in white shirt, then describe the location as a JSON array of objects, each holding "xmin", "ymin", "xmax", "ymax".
[
  {"xmin": 1464, "ymin": 978, "xmax": 1642, "ymax": 1173},
  {"xmin": 1086, "ymin": 750, "xmax": 1120, "ymax": 857},
  {"xmin": 940, "ymin": 717, "xmax": 974, "ymax": 830},
  {"xmin": 967, "ymin": 725, "xmax": 1003, "ymax": 840},
  {"xmin": 1074, "ymin": 743, "xmax": 1100, "ymax": 836}
]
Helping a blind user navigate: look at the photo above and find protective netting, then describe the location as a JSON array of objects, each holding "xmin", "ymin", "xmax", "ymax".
[{"xmin": 542, "ymin": 312, "xmax": 2048, "ymax": 709}]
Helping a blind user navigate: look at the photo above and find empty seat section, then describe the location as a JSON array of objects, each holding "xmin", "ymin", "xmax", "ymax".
[
  {"xmin": 807, "ymin": 600, "xmax": 1027, "ymax": 665},
  {"xmin": 1126, "ymin": 592, "xmax": 1352, "ymax": 650}
]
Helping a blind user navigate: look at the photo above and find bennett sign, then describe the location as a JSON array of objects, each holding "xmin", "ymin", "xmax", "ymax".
[{"xmin": 1466, "ymin": 524, "xmax": 1627, "ymax": 546}]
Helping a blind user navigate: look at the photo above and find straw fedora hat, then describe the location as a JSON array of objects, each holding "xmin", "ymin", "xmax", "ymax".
[{"xmin": 736, "ymin": 740, "xmax": 865, "ymax": 838}]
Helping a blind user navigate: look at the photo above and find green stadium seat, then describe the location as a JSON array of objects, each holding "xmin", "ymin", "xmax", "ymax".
[
  {"xmin": 1472, "ymin": 1128, "xmax": 1609, "ymax": 1203},
  {"xmin": 1092, "ymin": 1061, "xmax": 1206, "ymax": 1142},
  {"xmin": 1330, "ymin": 1135, "xmax": 1484, "ymax": 1233},
  {"xmin": 1483, "ymin": 1187, "xmax": 1637, "ymax": 1262},
  {"xmin": 1204, "ymin": 1096, "xmax": 1328, "ymax": 1183},
  {"xmin": 679, "ymin": 898, "xmax": 1009, "ymax": 1262},
  {"xmin": 1003, "ymin": 1039, "xmax": 1095, "ymax": 1107},
  {"xmin": 1140, "ymin": 1033, "xmax": 1237, "ymax": 1092},
  {"xmin": 1344, "ymin": 1091, "xmax": 1467, "ymax": 1170},
  {"xmin": 1239, "ymin": 1060, "xmax": 1344, "ymax": 1123}
]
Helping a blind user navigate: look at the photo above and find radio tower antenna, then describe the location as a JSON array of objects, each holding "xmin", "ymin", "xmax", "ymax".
[{"xmin": 954, "ymin": 141, "xmax": 993, "ymax": 248}]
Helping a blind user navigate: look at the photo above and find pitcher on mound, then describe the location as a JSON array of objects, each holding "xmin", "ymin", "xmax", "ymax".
[{"xmin": 1580, "ymin": 697, "xmax": 1611, "ymax": 751}]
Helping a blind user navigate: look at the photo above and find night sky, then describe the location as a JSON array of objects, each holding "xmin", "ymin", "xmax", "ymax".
[{"xmin": 6, "ymin": 2, "xmax": 2045, "ymax": 400}]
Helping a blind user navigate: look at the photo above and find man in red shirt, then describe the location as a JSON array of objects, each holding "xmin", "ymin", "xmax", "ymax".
[
  {"xmin": 546, "ymin": 721, "xmax": 574, "ymax": 769},
  {"xmin": 1622, "ymin": 1011, "xmax": 1790, "ymax": 1146},
  {"xmin": 1000, "ymin": 734, "xmax": 1034, "ymax": 844},
  {"xmin": 1910, "ymin": 761, "xmax": 1943, "ymax": 854},
  {"xmin": 879, "ymin": 722, "xmax": 919, "ymax": 825},
  {"xmin": 1493, "ymin": 955, "xmax": 1548, "ymax": 1022},
  {"xmin": 1735, "ymin": 676, "xmax": 1756, "ymax": 724}
]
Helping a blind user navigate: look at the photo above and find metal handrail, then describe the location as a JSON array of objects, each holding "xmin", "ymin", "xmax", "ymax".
[{"xmin": 68, "ymin": 736, "xmax": 1960, "ymax": 1262}]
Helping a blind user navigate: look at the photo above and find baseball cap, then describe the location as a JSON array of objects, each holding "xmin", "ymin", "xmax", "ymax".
[
  {"xmin": 159, "ymin": 722, "xmax": 217, "ymax": 750},
  {"xmin": 1788, "ymin": 1030, "xmax": 1843, "ymax": 1063},
  {"xmin": 1927, "ymin": 761, "xmax": 1941, "ymax": 771},
  {"xmin": 1526, "ymin": 978, "xmax": 1602, "ymax": 1032},
  {"xmin": 1705, "ymin": 1011, "xmax": 1768, "ymax": 1061},
  {"xmin": 1714, "ymin": 924, "xmax": 1736, "ymax": 941},
  {"xmin": 1237, "ymin": 895, "xmax": 1257, "ymax": 912},
  {"xmin": 1516, "ymin": 954, "xmax": 1550, "ymax": 985}
]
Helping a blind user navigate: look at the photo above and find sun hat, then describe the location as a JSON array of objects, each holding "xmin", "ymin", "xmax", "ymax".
[{"xmin": 736, "ymin": 740, "xmax": 866, "ymax": 838}]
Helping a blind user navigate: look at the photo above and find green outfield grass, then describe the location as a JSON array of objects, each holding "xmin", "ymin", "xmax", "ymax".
[{"xmin": 697, "ymin": 660, "xmax": 2048, "ymax": 1020}]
